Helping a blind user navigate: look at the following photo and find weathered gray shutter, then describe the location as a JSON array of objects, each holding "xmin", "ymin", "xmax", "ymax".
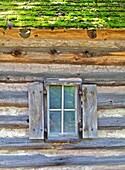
[
  {"xmin": 28, "ymin": 82, "xmax": 44, "ymax": 139},
  {"xmin": 82, "ymin": 84, "xmax": 97, "ymax": 138}
]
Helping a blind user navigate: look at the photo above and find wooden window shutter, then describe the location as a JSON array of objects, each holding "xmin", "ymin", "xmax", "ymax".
[
  {"xmin": 28, "ymin": 83, "xmax": 44, "ymax": 139},
  {"xmin": 82, "ymin": 84, "xmax": 97, "ymax": 138}
]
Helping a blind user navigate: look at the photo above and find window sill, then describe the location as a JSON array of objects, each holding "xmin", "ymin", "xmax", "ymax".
[{"xmin": 45, "ymin": 137, "xmax": 81, "ymax": 143}]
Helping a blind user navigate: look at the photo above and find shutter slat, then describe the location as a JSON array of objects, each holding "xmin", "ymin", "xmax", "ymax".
[
  {"xmin": 82, "ymin": 85, "xmax": 97, "ymax": 138},
  {"xmin": 28, "ymin": 83, "xmax": 44, "ymax": 139}
]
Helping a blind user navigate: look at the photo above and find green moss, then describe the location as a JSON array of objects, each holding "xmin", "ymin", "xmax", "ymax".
[{"xmin": 0, "ymin": 0, "xmax": 125, "ymax": 28}]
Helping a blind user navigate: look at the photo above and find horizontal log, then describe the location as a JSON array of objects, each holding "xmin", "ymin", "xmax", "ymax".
[
  {"xmin": 1, "ymin": 45, "xmax": 125, "ymax": 53},
  {"xmin": 0, "ymin": 71, "xmax": 125, "ymax": 86},
  {"xmin": 0, "ymin": 154, "xmax": 125, "ymax": 168},
  {"xmin": 98, "ymin": 117, "xmax": 125, "ymax": 130},
  {"xmin": 0, "ymin": 91, "xmax": 27, "ymax": 107},
  {"xmin": 0, "ymin": 137, "xmax": 125, "ymax": 150},
  {"xmin": 0, "ymin": 28, "xmax": 125, "ymax": 40},
  {"xmin": 0, "ymin": 30, "xmax": 125, "ymax": 65},
  {"xmin": 1, "ymin": 51, "xmax": 125, "ymax": 65},
  {"xmin": 0, "ymin": 115, "xmax": 28, "ymax": 128},
  {"xmin": 0, "ymin": 91, "xmax": 124, "ymax": 109},
  {"xmin": 0, "ymin": 115, "xmax": 125, "ymax": 130},
  {"xmin": 97, "ymin": 93, "xmax": 125, "ymax": 109}
]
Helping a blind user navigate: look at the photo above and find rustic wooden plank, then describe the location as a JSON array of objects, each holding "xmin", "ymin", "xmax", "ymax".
[
  {"xmin": 0, "ymin": 91, "xmax": 125, "ymax": 109},
  {"xmin": 0, "ymin": 91, "xmax": 27, "ymax": 107},
  {"xmin": 82, "ymin": 85, "xmax": 97, "ymax": 138},
  {"xmin": 97, "ymin": 93, "xmax": 125, "ymax": 109},
  {"xmin": 0, "ymin": 115, "xmax": 28, "ymax": 128},
  {"xmin": 0, "ymin": 115, "xmax": 124, "ymax": 130},
  {"xmin": 0, "ymin": 28, "xmax": 125, "ymax": 40},
  {"xmin": 82, "ymin": 72, "xmax": 125, "ymax": 86},
  {"xmin": 0, "ymin": 154, "xmax": 125, "ymax": 168},
  {"xmin": 0, "ymin": 71, "xmax": 125, "ymax": 86},
  {"xmin": 98, "ymin": 117, "xmax": 125, "ymax": 130},
  {"xmin": 1, "ymin": 45, "xmax": 125, "ymax": 53},
  {"xmin": 0, "ymin": 71, "xmax": 44, "ymax": 83},
  {"xmin": 1, "ymin": 51, "xmax": 125, "ymax": 65},
  {"xmin": 0, "ymin": 32, "xmax": 124, "ymax": 66},
  {"xmin": 1, "ymin": 137, "xmax": 125, "ymax": 150},
  {"xmin": 28, "ymin": 83, "xmax": 44, "ymax": 139}
]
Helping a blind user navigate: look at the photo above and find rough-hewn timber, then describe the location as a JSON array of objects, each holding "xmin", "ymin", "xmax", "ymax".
[
  {"xmin": 1, "ymin": 72, "xmax": 125, "ymax": 86},
  {"xmin": 0, "ymin": 91, "xmax": 27, "ymax": 107},
  {"xmin": 28, "ymin": 83, "xmax": 44, "ymax": 139},
  {"xmin": 0, "ymin": 29, "xmax": 125, "ymax": 65},
  {"xmin": 82, "ymin": 84, "xmax": 97, "ymax": 138},
  {"xmin": 0, "ymin": 154, "xmax": 125, "ymax": 168},
  {"xmin": 0, "ymin": 29, "xmax": 125, "ymax": 40},
  {"xmin": 0, "ymin": 137, "xmax": 125, "ymax": 150},
  {"xmin": 0, "ymin": 50, "xmax": 125, "ymax": 65}
]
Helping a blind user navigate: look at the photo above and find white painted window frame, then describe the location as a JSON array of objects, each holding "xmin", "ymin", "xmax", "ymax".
[{"xmin": 47, "ymin": 84, "xmax": 78, "ymax": 138}]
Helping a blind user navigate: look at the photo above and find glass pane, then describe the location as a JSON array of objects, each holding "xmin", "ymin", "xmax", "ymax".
[
  {"xmin": 64, "ymin": 111, "xmax": 76, "ymax": 133},
  {"xmin": 49, "ymin": 85, "xmax": 62, "ymax": 109},
  {"xmin": 64, "ymin": 86, "xmax": 75, "ymax": 109},
  {"xmin": 49, "ymin": 111, "xmax": 61, "ymax": 134}
]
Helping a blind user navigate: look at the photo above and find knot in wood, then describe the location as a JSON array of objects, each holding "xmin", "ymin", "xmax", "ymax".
[
  {"xmin": 49, "ymin": 49, "xmax": 58, "ymax": 55},
  {"xmin": 84, "ymin": 124, "xmax": 88, "ymax": 131},
  {"xmin": 84, "ymin": 51, "xmax": 93, "ymax": 58},
  {"xmin": 19, "ymin": 29, "xmax": 31, "ymax": 38},
  {"xmin": 87, "ymin": 29, "xmax": 97, "ymax": 39},
  {"xmin": 11, "ymin": 50, "xmax": 22, "ymax": 57}
]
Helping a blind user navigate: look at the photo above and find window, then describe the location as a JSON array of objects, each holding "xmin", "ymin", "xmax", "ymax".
[
  {"xmin": 47, "ymin": 85, "xmax": 78, "ymax": 138},
  {"xmin": 28, "ymin": 78, "xmax": 97, "ymax": 141}
]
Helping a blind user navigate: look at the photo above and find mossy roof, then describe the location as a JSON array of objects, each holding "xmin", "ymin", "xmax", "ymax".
[{"xmin": 1, "ymin": 0, "xmax": 125, "ymax": 29}]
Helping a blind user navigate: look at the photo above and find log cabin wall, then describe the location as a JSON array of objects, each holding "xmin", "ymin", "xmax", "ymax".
[{"xmin": 0, "ymin": 28, "xmax": 124, "ymax": 169}]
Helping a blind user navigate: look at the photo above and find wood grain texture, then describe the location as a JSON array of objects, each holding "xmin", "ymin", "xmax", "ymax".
[
  {"xmin": 0, "ymin": 51, "xmax": 125, "ymax": 65},
  {"xmin": 0, "ymin": 154, "xmax": 125, "ymax": 168},
  {"xmin": 98, "ymin": 117, "xmax": 125, "ymax": 130},
  {"xmin": 0, "ymin": 115, "xmax": 28, "ymax": 128},
  {"xmin": 97, "ymin": 93, "xmax": 125, "ymax": 109},
  {"xmin": 28, "ymin": 83, "xmax": 44, "ymax": 139},
  {"xmin": 0, "ymin": 91, "xmax": 27, "ymax": 107},
  {"xmin": 0, "ymin": 137, "xmax": 125, "ymax": 150},
  {"xmin": 0, "ymin": 71, "xmax": 125, "ymax": 86},
  {"xmin": 0, "ymin": 29, "xmax": 125, "ymax": 65},
  {"xmin": 82, "ymin": 85, "xmax": 97, "ymax": 138},
  {"xmin": 0, "ymin": 28, "xmax": 125, "ymax": 40}
]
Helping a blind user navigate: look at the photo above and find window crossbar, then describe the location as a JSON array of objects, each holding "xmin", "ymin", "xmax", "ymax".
[{"xmin": 47, "ymin": 85, "xmax": 78, "ymax": 137}]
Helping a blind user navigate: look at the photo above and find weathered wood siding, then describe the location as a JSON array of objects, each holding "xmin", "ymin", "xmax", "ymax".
[
  {"xmin": 0, "ymin": 29, "xmax": 125, "ymax": 65},
  {"xmin": 0, "ymin": 29, "xmax": 125, "ymax": 169},
  {"xmin": 0, "ymin": 73, "xmax": 125, "ymax": 169}
]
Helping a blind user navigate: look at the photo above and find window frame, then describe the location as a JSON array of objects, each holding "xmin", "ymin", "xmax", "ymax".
[
  {"xmin": 44, "ymin": 78, "xmax": 82, "ymax": 141},
  {"xmin": 47, "ymin": 84, "xmax": 78, "ymax": 137}
]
